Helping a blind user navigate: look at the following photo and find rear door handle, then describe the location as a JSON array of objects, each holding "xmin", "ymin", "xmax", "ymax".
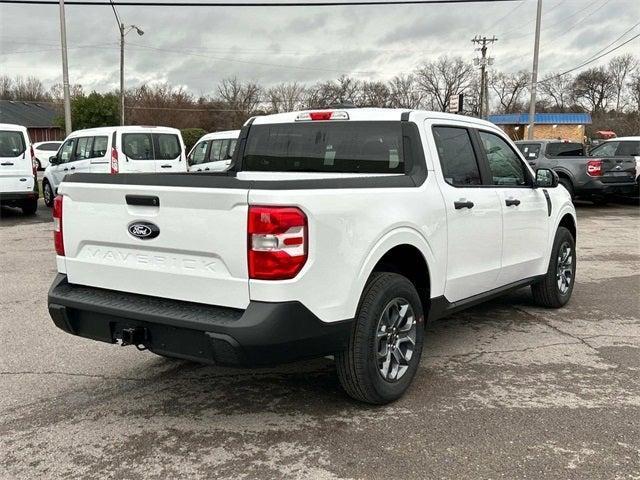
[
  {"xmin": 160, "ymin": 164, "xmax": 172, "ymax": 169},
  {"xmin": 204, "ymin": 167, "xmax": 210, "ymax": 171},
  {"xmin": 69, "ymin": 167, "xmax": 75, "ymax": 171},
  {"xmin": 454, "ymin": 200, "xmax": 474, "ymax": 210},
  {"xmin": 0, "ymin": 162, "xmax": 14, "ymax": 166},
  {"xmin": 63, "ymin": 168, "xmax": 69, "ymax": 171},
  {"xmin": 505, "ymin": 199, "xmax": 521, "ymax": 207}
]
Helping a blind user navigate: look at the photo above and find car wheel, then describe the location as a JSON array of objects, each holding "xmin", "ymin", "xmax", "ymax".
[
  {"xmin": 43, "ymin": 180, "xmax": 54, "ymax": 207},
  {"xmin": 21, "ymin": 199, "xmax": 38, "ymax": 215},
  {"xmin": 531, "ymin": 226, "xmax": 576, "ymax": 308},
  {"xmin": 336, "ymin": 272, "xmax": 425, "ymax": 404},
  {"xmin": 558, "ymin": 177, "xmax": 574, "ymax": 200}
]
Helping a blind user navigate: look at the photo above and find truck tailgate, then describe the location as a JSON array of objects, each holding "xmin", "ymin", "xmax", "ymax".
[
  {"xmin": 600, "ymin": 158, "xmax": 636, "ymax": 183},
  {"xmin": 59, "ymin": 182, "xmax": 250, "ymax": 309}
]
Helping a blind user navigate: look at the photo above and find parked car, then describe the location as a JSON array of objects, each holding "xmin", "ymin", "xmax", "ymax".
[
  {"xmin": 0, "ymin": 123, "xmax": 38, "ymax": 215},
  {"xmin": 588, "ymin": 136, "xmax": 640, "ymax": 195},
  {"xmin": 32, "ymin": 141, "xmax": 62, "ymax": 170},
  {"xmin": 515, "ymin": 139, "xmax": 636, "ymax": 203},
  {"xmin": 42, "ymin": 126, "xmax": 186, "ymax": 207},
  {"xmin": 187, "ymin": 130, "xmax": 239, "ymax": 172},
  {"xmin": 47, "ymin": 108, "xmax": 576, "ymax": 404}
]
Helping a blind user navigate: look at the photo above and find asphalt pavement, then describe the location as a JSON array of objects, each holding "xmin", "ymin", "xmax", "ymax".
[{"xmin": 1, "ymin": 198, "xmax": 639, "ymax": 479}]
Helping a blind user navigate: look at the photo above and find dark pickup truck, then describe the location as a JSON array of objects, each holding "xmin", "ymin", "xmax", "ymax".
[{"xmin": 515, "ymin": 139, "xmax": 637, "ymax": 203}]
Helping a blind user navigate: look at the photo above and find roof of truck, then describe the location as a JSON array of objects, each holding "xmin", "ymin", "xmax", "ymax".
[{"xmin": 250, "ymin": 108, "xmax": 499, "ymax": 130}]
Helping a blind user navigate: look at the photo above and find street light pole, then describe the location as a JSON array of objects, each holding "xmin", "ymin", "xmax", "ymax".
[
  {"xmin": 527, "ymin": 0, "xmax": 543, "ymax": 140},
  {"xmin": 58, "ymin": 0, "xmax": 72, "ymax": 135}
]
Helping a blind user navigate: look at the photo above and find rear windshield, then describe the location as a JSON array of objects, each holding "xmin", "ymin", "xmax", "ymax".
[
  {"xmin": 0, "ymin": 130, "xmax": 26, "ymax": 157},
  {"xmin": 516, "ymin": 143, "xmax": 541, "ymax": 160},
  {"xmin": 242, "ymin": 121, "xmax": 404, "ymax": 173},
  {"xmin": 545, "ymin": 142, "xmax": 585, "ymax": 157}
]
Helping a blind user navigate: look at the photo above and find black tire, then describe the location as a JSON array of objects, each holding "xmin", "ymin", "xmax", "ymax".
[
  {"xmin": 592, "ymin": 195, "xmax": 608, "ymax": 206},
  {"xmin": 558, "ymin": 177, "xmax": 574, "ymax": 200},
  {"xmin": 21, "ymin": 199, "xmax": 38, "ymax": 215},
  {"xmin": 336, "ymin": 272, "xmax": 425, "ymax": 404},
  {"xmin": 43, "ymin": 180, "xmax": 54, "ymax": 207},
  {"xmin": 531, "ymin": 226, "xmax": 576, "ymax": 308},
  {"xmin": 35, "ymin": 159, "xmax": 42, "ymax": 171}
]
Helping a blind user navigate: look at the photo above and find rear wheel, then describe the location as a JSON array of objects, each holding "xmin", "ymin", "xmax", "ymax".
[
  {"xmin": 531, "ymin": 226, "xmax": 576, "ymax": 308},
  {"xmin": 558, "ymin": 177, "xmax": 574, "ymax": 200},
  {"xmin": 336, "ymin": 272, "xmax": 425, "ymax": 404},
  {"xmin": 43, "ymin": 180, "xmax": 54, "ymax": 207},
  {"xmin": 21, "ymin": 199, "xmax": 38, "ymax": 215}
]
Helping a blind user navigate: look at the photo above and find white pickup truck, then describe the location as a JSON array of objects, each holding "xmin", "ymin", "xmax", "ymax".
[{"xmin": 47, "ymin": 108, "xmax": 577, "ymax": 404}]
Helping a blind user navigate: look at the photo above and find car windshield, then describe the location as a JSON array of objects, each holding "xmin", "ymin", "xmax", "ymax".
[
  {"xmin": 0, "ymin": 130, "xmax": 26, "ymax": 157},
  {"xmin": 545, "ymin": 142, "xmax": 585, "ymax": 157},
  {"xmin": 242, "ymin": 121, "xmax": 404, "ymax": 173}
]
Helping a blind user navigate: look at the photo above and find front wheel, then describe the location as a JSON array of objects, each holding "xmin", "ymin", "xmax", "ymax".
[
  {"xmin": 336, "ymin": 272, "xmax": 425, "ymax": 404},
  {"xmin": 531, "ymin": 226, "xmax": 576, "ymax": 308},
  {"xmin": 43, "ymin": 180, "xmax": 54, "ymax": 207}
]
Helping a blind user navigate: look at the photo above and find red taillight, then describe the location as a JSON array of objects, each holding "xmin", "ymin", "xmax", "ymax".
[
  {"xmin": 110, "ymin": 147, "xmax": 119, "ymax": 174},
  {"xmin": 248, "ymin": 206, "xmax": 307, "ymax": 280},
  {"xmin": 587, "ymin": 159, "xmax": 603, "ymax": 177},
  {"xmin": 31, "ymin": 145, "xmax": 37, "ymax": 175},
  {"xmin": 53, "ymin": 195, "xmax": 65, "ymax": 256}
]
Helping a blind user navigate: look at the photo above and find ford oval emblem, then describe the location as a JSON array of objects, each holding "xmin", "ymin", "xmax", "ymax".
[{"xmin": 128, "ymin": 221, "xmax": 160, "ymax": 240}]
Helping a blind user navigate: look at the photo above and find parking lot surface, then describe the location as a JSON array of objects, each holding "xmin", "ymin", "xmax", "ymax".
[{"xmin": 1, "ymin": 200, "xmax": 639, "ymax": 479}]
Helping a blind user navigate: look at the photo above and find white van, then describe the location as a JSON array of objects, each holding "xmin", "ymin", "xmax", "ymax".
[
  {"xmin": 0, "ymin": 123, "xmax": 38, "ymax": 215},
  {"xmin": 43, "ymin": 126, "xmax": 186, "ymax": 206},
  {"xmin": 187, "ymin": 130, "xmax": 239, "ymax": 172}
]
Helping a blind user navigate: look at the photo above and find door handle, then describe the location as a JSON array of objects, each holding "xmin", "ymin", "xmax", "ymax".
[
  {"xmin": 505, "ymin": 199, "xmax": 521, "ymax": 207},
  {"xmin": 69, "ymin": 167, "xmax": 76, "ymax": 171},
  {"xmin": 160, "ymin": 164, "xmax": 172, "ymax": 168},
  {"xmin": 204, "ymin": 167, "xmax": 210, "ymax": 171},
  {"xmin": 454, "ymin": 200, "xmax": 474, "ymax": 210},
  {"xmin": 63, "ymin": 168, "xmax": 69, "ymax": 171},
  {"xmin": 196, "ymin": 168, "xmax": 202, "ymax": 172},
  {"xmin": 0, "ymin": 162, "xmax": 14, "ymax": 166}
]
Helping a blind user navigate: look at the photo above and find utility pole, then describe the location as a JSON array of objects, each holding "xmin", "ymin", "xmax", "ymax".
[
  {"xmin": 472, "ymin": 35, "xmax": 497, "ymax": 118},
  {"xmin": 58, "ymin": 0, "xmax": 72, "ymax": 135},
  {"xmin": 527, "ymin": 0, "xmax": 543, "ymax": 139}
]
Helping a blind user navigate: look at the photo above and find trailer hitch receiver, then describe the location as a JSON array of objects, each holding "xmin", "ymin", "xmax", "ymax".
[{"xmin": 119, "ymin": 327, "xmax": 149, "ymax": 350}]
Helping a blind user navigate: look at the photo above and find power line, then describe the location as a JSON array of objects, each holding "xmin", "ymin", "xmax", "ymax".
[
  {"xmin": 0, "ymin": 0, "xmax": 521, "ymax": 5},
  {"xmin": 538, "ymin": 31, "xmax": 640, "ymax": 84},
  {"xmin": 580, "ymin": 21, "xmax": 640, "ymax": 64}
]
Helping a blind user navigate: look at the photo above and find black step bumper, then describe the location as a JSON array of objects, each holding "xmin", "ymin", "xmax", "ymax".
[{"xmin": 48, "ymin": 274, "xmax": 352, "ymax": 367}]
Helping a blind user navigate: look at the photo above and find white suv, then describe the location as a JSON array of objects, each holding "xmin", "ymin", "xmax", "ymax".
[
  {"xmin": 42, "ymin": 126, "xmax": 186, "ymax": 206},
  {"xmin": 187, "ymin": 130, "xmax": 239, "ymax": 172},
  {"xmin": 0, "ymin": 123, "xmax": 38, "ymax": 215},
  {"xmin": 47, "ymin": 109, "xmax": 576, "ymax": 404}
]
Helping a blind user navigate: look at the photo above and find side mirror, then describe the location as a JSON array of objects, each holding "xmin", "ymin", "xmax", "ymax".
[
  {"xmin": 535, "ymin": 168, "xmax": 558, "ymax": 188},
  {"xmin": 49, "ymin": 155, "xmax": 59, "ymax": 165}
]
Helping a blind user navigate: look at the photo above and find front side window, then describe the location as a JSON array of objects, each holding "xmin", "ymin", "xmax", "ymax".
[
  {"xmin": 189, "ymin": 141, "xmax": 209, "ymax": 165},
  {"xmin": 122, "ymin": 133, "xmax": 153, "ymax": 160},
  {"xmin": 479, "ymin": 131, "xmax": 528, "ymax": 186},
  {"xmin": 0, "ymin": 131, "xmax": 26, "ymax": 157},
  {"xmin": 91, "ymin": 136, "xmax": 108, "ymax": 158},
  {"xmin": 243, "ymin": 121, "xmax": 404, "ymax": 174},
  {"xmin": 58, "ymin": 138, "xmax": 77, "ymax": 163},
  {"xmin": 155, "ymin": 134, "xmax": 181, "ymax": 160},
  {"xmin": 589, "ymin": 141, "xmax": 618, "ymax": 157},
  {"xmin": 432, "ymin": 126, "xmax": 481, "ymax": 186},
  {"xmin": 75, "ymin": 137, "xmax": 93, "ymax": 160},
  {"xmin": 516, "ymin": 143, "xmax": 541, "ymax": 160}
]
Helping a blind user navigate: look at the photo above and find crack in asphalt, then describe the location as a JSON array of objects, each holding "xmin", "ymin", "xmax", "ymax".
[{"xmin": 426, "ymin": 340, "xmax": 585, "ymax": 363}]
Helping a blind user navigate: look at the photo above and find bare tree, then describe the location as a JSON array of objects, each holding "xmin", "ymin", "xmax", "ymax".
[
  {"xmin": 538, "ymin": 73, "xmax": 574, "ymax": 111},
  {"xmin": 415, "ymin": 56, "xmax": 474, "ymax": 112},
  {"xmin": 11, "ymin": 76, "xmax": 50, "ymax": 102},
  {"xmin": 572, "ymin": 67, "xmax": 616, "ymax": 113},
  {"xmin": 490, "ymin": 70, "xmax": 530, "ymax": 114},
  {"xmin": 217, "ymin": 77, "xmax": 262, "ymax": 114},
  {"xmin": 49, "ymin": 83, "xmax": 84, "ymax": 102},
  {"xmin": 267, "ymin": 82, "xmax": 306, "ymax": 113},
  {"xmin": 0, "ymin": 76, "xmax": 13, "ymax": 99},
  {"xmin": 629, "ymin": 73, "xmax": 640, "ymax": 112},
  {"xmin": 304, "ymin": 76, "xmax": 362, "ymax": 108},
  {"xmin": 608, "ymin": 54, "xmax": 638, "ymax": 111},
  {"xmin": 388, "ymin": 74, "xmax": 422, "ymax": 109},
  {"xmin": 360, "ymin": 81, "xmax": 391, "ymax": 107}
]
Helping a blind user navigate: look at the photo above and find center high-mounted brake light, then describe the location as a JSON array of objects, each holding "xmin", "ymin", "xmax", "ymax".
[
  {"xmin": 53, "ymin": 195, "xmax": 64, "ymax": 256},
  {"xmin": 295, "ymin": 111, "xmax": 350, "ymax": 122},
  {"xmin": 587, "ymin": 159, "xmax": 603, "ymax": 177},
  {"xmin": 110, "ymin": 147, "xmax": 119, "ymax": 174},
  {"xmin": 248, "ymin": 206, "xmax": 307, "ymax": 280}
]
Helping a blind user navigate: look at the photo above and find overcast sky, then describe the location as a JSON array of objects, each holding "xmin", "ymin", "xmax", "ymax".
[{"xmin": 1, "ymin": 0, "xmax": 639, "ymax": 95}]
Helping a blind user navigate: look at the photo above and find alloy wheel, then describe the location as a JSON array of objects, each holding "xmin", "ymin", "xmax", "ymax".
[
  {"xmin": 375, "ymin": 297, "xmax": 417, "ymax": 382},
  {"xmin": 556, "ymin": 241, "xmax": 573, "ymax": 295}
]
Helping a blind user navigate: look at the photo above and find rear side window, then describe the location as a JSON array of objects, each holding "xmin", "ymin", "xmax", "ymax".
[
  {"xmin": 155, "ymin": 134, "xmax": 181, "ymax": 160},
  {"xmin": 122, "ymin": 133, "xmax": 153, "ymax": 160},
  {"xmin": 516, "ymin": 143, "xmax": 541, "ymax": 160},
  {"xmin": 0, "ymin": 131, "xmax": 26, "ymax": 157},
  {"xmin": 432, "ymin": 126, "xmax": 481, "ymax": 186},
  {"xmin": 615, "ymin": 141, "xmax": 640, "ymax": 156},
  {"xmin": 546, "ymin": 142, "xmax": 584, "ymax": 157},
  {"xmin": 243, "ymin": 121, "xmax": 404, "ymax": 173},
  {"xmin": 91, "ymin": 136, "xmax": 108, "ymax": 158},
  {"xmin": 75, "ymin": 137, "xmax": 93, "ymax": 160}
]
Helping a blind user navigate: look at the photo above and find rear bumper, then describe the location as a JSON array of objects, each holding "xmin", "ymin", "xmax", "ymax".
[
  {"xmin": 575, "ymin": 179, "xmax": 637, "ymax": 196},
  {"xmin": 47, "ymin": 274, "xmax": 353, "ymax": 367},
  {"xmin": 0, "ymin": 189, "xmax": 38, "ymax": 204}
]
